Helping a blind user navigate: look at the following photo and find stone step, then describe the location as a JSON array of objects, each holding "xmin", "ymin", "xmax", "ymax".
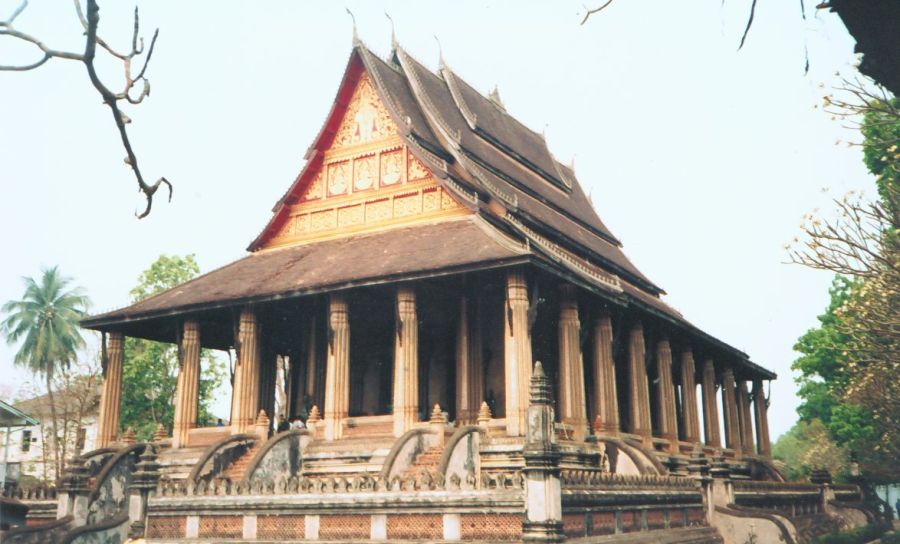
[
  {"xmin": 223, "ymin": 444, "xmax": 262, "ymax": 482},
  {"xmin": 401, "ymin": 445, "xmax": 444, "ymax": 480}
]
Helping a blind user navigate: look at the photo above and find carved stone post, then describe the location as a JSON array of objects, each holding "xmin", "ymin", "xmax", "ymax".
[
  {"xmin": 592, "ymin": 312, "xmax": 619, "ymax": 435},
  {"xmin": 557, "ymin": 285, "xmax": 588, "ymax": 441},
  {"xmin": 57, "ymin": 455, "xmax": 90, "ymax": 524},
  {"xmin": 96, "ymin": 331, "xmax": 125, "ymax": 448},
  {"xmin": 752, "ymin": 380, "xmax": 771, "ymax": 457},
  {"xmin": 522, "ymin": 362, "xmax": 564, "ymax": 543},
  {"xmin": 127, "ymin": 446, "xmax": 161, "ymax": 539},
  {"xmin": 324, "ymin": 295, "xmax": 350, "ymax": 441},
  {"xmin": 737, "ymin": 380, "xmax": 755, "ymax": 455},
  {"xmin": 232, "ymin": 308, "xmax": 261, "ymax": 434},
  {"xmin": 655, "ymin": 339, "xmax": 679, "ymax": 452},
  {"xmin": 504, "ymin": 269, "xmax": 532, "ymax": 437},
  {"xmin": 679, "ymin": 351, "xmax": 701, "ymax": 444},
  {"xmin": 721, "ymin": 368, "xmax": 741, "ymax": 453},
  {"xmin": 172, "ymin": 320, "xmax": 200, "ymax": 449},
  {"xmin": 701, "ymin": 359, "xmax": 721, "ymax": 448},
  {"xmin": 627, "ymin": 323, "xmax": 652, "ymax": 442},
  {"xmin": 455, "ymin": 296, "xmax": 482, "ymax": 424},
  {"xmin": 393, "ymin": 286, "xmax": 419, "ymax": 437}
]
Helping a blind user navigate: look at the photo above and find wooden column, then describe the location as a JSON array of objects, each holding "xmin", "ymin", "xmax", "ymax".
[
  {"xmin": 288, "ymin": 347, "xmax": 305, "ymax": 419},
  {"xmin": 737, "ymin": 380, "xmax": 755, "ymax": 455},
  {"xmin": 504, "ymin": 269, "xmax": 532, "ymax": 437},
  {"xmin": 753, "ymin": 380, "xmax": 772, "ymax": 457},
  {"xmin": 393, "ymin": 286, "xmax": 419, "ymax": 437},
  {"xmin": 304, "ymin": 316, "xmax": 319, "ymax": 409},
  {"xmin": 557, "ymin": 285, "xmax": 588, "ymax": 441},
  {"xmin": 721, "ymin": 367, "xmax": 741, "ymax": 452},
  {"xmin": 324, "ymin": 295, "xmax": 350, "ymax": 440},
  {"xmin": 627, "ymin": 323, "xmax": 652, "ymax": 441},
  {"xmin": 232, "ymin": 308, "xmax": 261, "ymax": 434},
  {"xmin": 655, "ymin": 339, "xmax": 678, "ymax": 452},
  {"xmin": 455, "ymin": 296, "xmax": 483, "ymax": 424},
  {"xmin": 701, "ymin": 358, "xmax": 721, "ymax": 448},
  {"xmin": 172, "ymin": 320, "xmax": 200, "ymax": 449},
  {"xmin": 257, "ymin": 344, "xmax": 277, "ymax": 431},
  {"xmin": 96, "ymin": 331, "xmax": 125, "ymax": 448},
  {"xmin": 679, "ymin": 350, "xmax": 701, "ymax": 444},
  {"xmin": 592, "ymin": 312, "xmax": 619, "ymax": 434}
]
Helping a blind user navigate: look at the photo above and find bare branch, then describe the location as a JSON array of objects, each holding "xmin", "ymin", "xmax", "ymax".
[
  {"xmin": 3, "ymin": 0, "xmax": 171, "ymax": 217},
  {"xmin": 737, "ymin": 0, "xmax": 758, "ymax": 50},
  {"xmin": 580, "ymin": 0, "xmax": 613, "ymax": 25},
  {"xmin": 0, "ymin": 17, "xmax": 84, "ymax": 71},
  {"xmin": 6, "ymin": 0, "xmax": 27, "ymax": 26}
]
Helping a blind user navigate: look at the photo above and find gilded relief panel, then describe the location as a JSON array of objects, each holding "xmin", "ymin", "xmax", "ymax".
[{"xmin": 263, "ymin": 73, "xmax": 470, "ymax": 249}]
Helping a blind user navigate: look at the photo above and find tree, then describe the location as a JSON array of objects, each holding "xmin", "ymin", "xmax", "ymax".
[
  {"xmin": 0, "ymin": 0, "xmax": 170, "ymax": 217},
  {"xmin": 772, "ymin": 419, "xmax": 850, "ymax": 482},
  {"xmin": 15, "ymin": 357, "xmax": 101, "ymax": 484},
  {"xmin": 119, "ymin": 254, "xmax": 225, "ymax": 440},
  {"xmin": 789, "ymin": 80, "xmax": 899, "ymax": 484},
  {"xmin": 1, "ymin": 267, "xmax": 90, "ymax": 477}
]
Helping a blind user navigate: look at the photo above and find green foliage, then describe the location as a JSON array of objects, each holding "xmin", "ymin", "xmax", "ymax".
[
  {"xmin": 128, "ymin": 254, "xmax": 200, "ymax": 302},
  {"xmin": 860, "ymin": 97, "xmax": 900, "ymax": 205},
  {"xmin": 119, "ymin": 255, "xmax": 225, "ymax": 441},
  {"xmin": 811, "ymin": 522, "xmax": 889, "ymax": 544},
  {"xmin": 792, "ymin": 276, "xmax": 858, "ymax": 429},
  {"xmin": 1, "ymin": 266, "xmax": 91, "ymax": 476},
  {"xmin": 1, "ymin": 267, "xmax": 90, "ymax": 377},
  {"xmin": 772, "ymin": 419, "xmax": 849, "ymax": 481}
]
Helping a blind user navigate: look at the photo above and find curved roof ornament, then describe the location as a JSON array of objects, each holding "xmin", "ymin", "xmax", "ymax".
[
  {"xmin": 434, "ymin": 35, "xmax": 446, "ymax": 69},
  {"xmin": 345, "ymin": 7, "xmax": 360, "ymax": 45},
  {"xmin": 385, "ymin": 11, "xmax": 398, "ymax": 51}
]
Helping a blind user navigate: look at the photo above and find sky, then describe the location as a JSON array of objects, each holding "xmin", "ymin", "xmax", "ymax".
[{"xmin": 0, "ymin": 1, "xmax": 876, "ymax": 441}]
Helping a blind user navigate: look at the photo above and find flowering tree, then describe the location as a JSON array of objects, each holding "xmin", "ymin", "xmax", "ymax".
[{"xmin": 789, "ymin": 81, "xmax": 899, "ymax": 483}]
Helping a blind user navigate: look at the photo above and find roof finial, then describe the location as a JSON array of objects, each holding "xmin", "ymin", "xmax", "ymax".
[
  {"xmin": 346, "ymin": 7, "xmax": 360, "ymax": 45},
  {"xmin": 385, "ymin": 11, "xmax": 398, "ymax": 50},
  {"xmin": 488, "ymin": 85, "xmax": 505, "ymax": 111},
  {"xmin": 434, "ymin": 35, "xmax": 446, "ymax": 68}
]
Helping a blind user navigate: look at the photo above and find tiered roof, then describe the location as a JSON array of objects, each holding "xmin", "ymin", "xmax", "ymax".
[{"xmin": 83, "ymin": 38, "xmax": 775, "ymax": 380}]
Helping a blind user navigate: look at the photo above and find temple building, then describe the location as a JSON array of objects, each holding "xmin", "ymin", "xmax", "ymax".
[{"xmin": 3, "ymin": 37, "xmax": 878, "ymax": 544}]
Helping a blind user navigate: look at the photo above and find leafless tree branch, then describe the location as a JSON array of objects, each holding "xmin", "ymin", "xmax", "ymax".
[
  {"xmin": 0, "ymin": 0, "xmax": 171, "ymax": 218},
  {"xmin": 580, "ymin": 0, "xmax": 613, "ymax": 25}
]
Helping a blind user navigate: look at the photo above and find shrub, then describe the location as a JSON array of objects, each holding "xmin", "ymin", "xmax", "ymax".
[{"xmin": 811, "ymin": 523, "xmax": 888, "ymax": 544}]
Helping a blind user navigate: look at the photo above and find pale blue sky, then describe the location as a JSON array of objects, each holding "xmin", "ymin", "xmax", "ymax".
[{"xmin": 0, "ymin": 1, "xmax": 873, "ymax": 440}]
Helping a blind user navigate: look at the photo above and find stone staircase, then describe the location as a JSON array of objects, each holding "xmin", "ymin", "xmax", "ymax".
[
  {"xmin": 302, "ymin": 435, "xmax": 395, "ymax": 478},
  {"xmin": 156, "ymin": 446, "xmax": 207, "ymax": 481},
  {"xmin": 223, "ymin": 443, "xmax": 262, "ymax": 481},
  {"xmin": 401, "ymin": 445, "xmax": 444, "ymax": 479}
]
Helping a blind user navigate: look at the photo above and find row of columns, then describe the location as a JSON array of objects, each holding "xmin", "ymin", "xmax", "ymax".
[{"xmin": 93, "ymin": 269, "xmax": 772, "ymax": 458}]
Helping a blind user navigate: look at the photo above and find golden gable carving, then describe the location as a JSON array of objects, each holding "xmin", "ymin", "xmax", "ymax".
[
  {"xmin": 261, "ymin": 75, "xmax": 470, "ymax": 250},
  {"xmin": 333, "ymin": 74, "xmax": 397, "ymax": 149}
]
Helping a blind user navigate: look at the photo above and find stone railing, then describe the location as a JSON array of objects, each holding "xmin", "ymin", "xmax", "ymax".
[
  {"xmin": 733, "ymin": 480, "xmax": 821, "ymax": 494},
  {"xmin": 560, "ymin": 470, "xmax": 696, "ymax": 490},
  {"xmin": 157, "ymin": 469, "xmax": 524, "ymax": 498},
  {"xmin": 733, "ymin": 479, "xmax": 824, "ymax": 518},
  {"xmin": 6, "ymin": 484, "xmax": 58, "ymax": 501},
  {"xmin": 832, "ymin": 484, "xmax": 862, "ymax": 502}
]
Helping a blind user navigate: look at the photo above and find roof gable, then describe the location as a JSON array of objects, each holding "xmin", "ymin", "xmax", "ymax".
[{"xmin": 253, "ymin": 68, "xmax": 470, "ymax": 250}]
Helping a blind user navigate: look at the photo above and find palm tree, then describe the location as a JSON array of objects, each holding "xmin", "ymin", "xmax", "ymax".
[{"xmin": 2, "ymin": 267, "xmax": 90, "ymax": 478}]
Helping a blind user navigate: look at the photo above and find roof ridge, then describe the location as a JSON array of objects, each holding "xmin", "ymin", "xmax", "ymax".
[
  {"xmin": 393, "ymin": 44, "xmax": 463, "ymax": 146},
  {"xmin": 441, "ymin": 64, "xmax": 550, "ymax": 144}
]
